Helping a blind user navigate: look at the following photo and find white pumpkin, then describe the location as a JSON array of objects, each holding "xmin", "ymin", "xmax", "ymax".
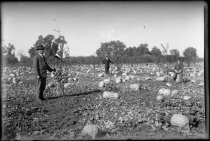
[
  {"xmin": 122, "ymin": 72, "xmax": 127, "ymax": 76},
  {"xmin": 171, "ymin": 89, "xmax": 179, "ymax": 96},
  {"xmin": 115, "ymin": 77, "xmax": 122, "ymax": 83},
  {"xmin": 170, "ymin": 114, "xmax": 189, "ymax": 127},
  {"xmin": 51, "ymin": 73, "xmax": 55, "ymax": 78},
  {"xmin": 125, "ymin": 76, "xmax": 131, "ymax": 80},
  {"xmin": 48, "ymin": 81, "xmax": 56, "ymax": 88},
  {"xmin": 81, "ymin": 124, "xmax": 99, "ymax": 139},
  {"xmin": 9, "ymin": 73, "xmax": 15, "ymax": 77},
  {"xmin": 98, "ymin": 73, "xmax": 104, "ymax": 78},
  {"xmin": 114, "ymin": 74, "xmax": 118, "ymax": 78},
  {"xmin": 166, "ymin": 83, "xmax": 172, "ymax": 87},
  {"xmin": 169, "ymin": 72, "xmax": 175, "ymax": 77},
  {"xmin": 156, "ymin": 72, "xmax": 161, "ymax": 77},
  {"xmin": 103, "ymin": 78, "xmax": 111, "ymax": 84},
  {"xmin": 156, "ymin": 76, "xmax": 165, "ymax": 82},
  {"xmin": 130, "ymin": 84, "xmax": 141, "ymax": 91},
  {"xmin": 73, "ymin": 78, "xmax": 78, "ymax": 81},
  {"xmin": 122, "ymin": 79, "xmax": 126, "ymax": 82},
  {"xmin": 197, "ymin": 70, "xmax": 204, "ymax": 76},
  {"xmin": 103, "ymin": 91, "xmax": 119, "ymax": 99},
  {"xmin": 157, "ymin": 95, "xmax": 164, "ymax": 101},
  {"xmin": 12, "ymin": 77, "xmax": 17, "ymax": 84},
  {"xmin": 64, "ymin": 83, "xmax": 71, "ymax": 89},
  {"xmin": 183, "ymin": 95, "xmax": 192, "ymax": 100},
  {"xmin": 198, "ymin": 82, "xmax": 204, "ymax": 87},
  {"xmin": 99, "ymin": 81, "xmax": 105, "ymax": 88},
  {"xmin": 130, "ymin": 75, "xmax": 135, "ymax": 79},
  {"xmin": 158, "ymin": 88, "xmax": 171, "ymax": 96}
]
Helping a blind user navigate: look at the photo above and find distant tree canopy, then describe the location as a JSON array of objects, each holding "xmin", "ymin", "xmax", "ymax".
[
  {"xmin": 96, "ymin": 40, "xmax": 126, "ymax": 64},
  {"xmin": 183, "ymin": 47, "xmax": 197, "ymax": 66},
  {"xmin": 150, "ymin": 46, "xmax": 162, "ymax": 65},
  {"xmin": 28, "ymin": 34, "xmax": 67, "ymax": 64},
  {"xmin": 170, "ymin": 49, "xmax": 180, "ymax": 62},
  {"xmin": 2, "ymin": 43, "xmax": 19, "ymax": 64}
]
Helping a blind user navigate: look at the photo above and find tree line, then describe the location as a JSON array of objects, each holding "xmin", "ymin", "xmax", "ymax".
[{"xmin": 2, "ymin": 34, "xmax": 202, "ymax": 67}]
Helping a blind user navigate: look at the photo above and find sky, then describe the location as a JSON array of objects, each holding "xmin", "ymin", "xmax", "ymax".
[{"xmin": 1, "ymin": 1, "xmax": 205, "ymax": 59}]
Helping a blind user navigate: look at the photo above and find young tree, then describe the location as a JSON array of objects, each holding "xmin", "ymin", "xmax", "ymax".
[
  {"xmin": 2, "ymin": 43, "xmax": 19, "ymax": 64},
  {"xmin": 28, "ymin": 34, "xmax": 67, "ymax": 64},
  {"xmin": 170, "ymin": 49, "xmax": 180, "ymax": 62},
  {"xmin": 183, "ymin": 47, "xmax": 197, "ymax": 66},
  {"xmin": 151, "ymin": 46, "xmax": 162, "ymax": 65}
]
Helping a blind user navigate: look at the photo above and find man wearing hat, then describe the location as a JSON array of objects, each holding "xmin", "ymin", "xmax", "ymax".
[
  {"xmin": 102, "ymin": 54, "xmax": 113, "ymax": 75},
  {"xmin": 173, "ymin": 58, "xmax": 184, "ymax": 82},
  {"xmin": 33, "ymin": 44, "xmax": 56, "ymax": 101}
]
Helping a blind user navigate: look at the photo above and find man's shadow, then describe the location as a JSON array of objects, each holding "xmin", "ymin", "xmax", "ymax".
[{"xmin": 46, "ymin": 89, "xmax": 102, "ymax": 100}]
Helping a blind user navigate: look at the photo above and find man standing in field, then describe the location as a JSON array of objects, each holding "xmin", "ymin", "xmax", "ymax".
[
  {"xmin": 173, "ymin": 58, "xmax": 184, "ymax": 82},
  {"xmin": 103, "ymin": 54, "xmax": 113, "ymax": 75},
  {"xmin": 33, "ymin": 44, "xmax": 56, "ymax": 101}
]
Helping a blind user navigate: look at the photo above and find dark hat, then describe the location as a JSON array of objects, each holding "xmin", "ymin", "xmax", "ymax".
[{"xmin": 36, "ymin": 44, "xmax": 44, "ymax": 50}]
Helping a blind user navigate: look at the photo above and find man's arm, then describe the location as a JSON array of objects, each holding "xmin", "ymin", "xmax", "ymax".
[{"xmin": 43, "ymin": 56, "xmax": 55, "ymax": 72}]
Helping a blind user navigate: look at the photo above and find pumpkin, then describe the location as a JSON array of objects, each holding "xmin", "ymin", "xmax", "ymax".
[
  {"xmin": 125, "ymin": 76, "xmax": 131, "ymax": 80},
  {"xmin": 169, "ymin": 72, "xmax": 175, "ymax": 77},
  {"xmin": 74, "ymin": 77, "xmax": 78, "ymax": 81},
  {"xmin": 122, "ymin": 72, "xmax": 127, "ymax": 76},
  {"xmin": 171, "ymin": 89, "xmax": 179, "ymax": 96},
  {"xmin": 103, "ymin": 91, "xmax": 119, "ymax": 99},
  {"xmin": 81, "ymin": 124, "xmax": 99, "ymax": 139},
  {"xmin": 99, "ymin": 81, "xmax": 105, "ymax": 88},
  {"xmin": 103, "ymin": 78, "xmax": 111, "ymax": 84},
  {"xmin": 64, "ymin": 83, "xmax": 71, "ymax": 89},
  {"xmin": 156, "ymin": 72, "xmax": 161, "ymax": 77},
  {"xmin": 115, "ymin": 77, "xmax": 122, "ymax": 83},
  {"xmin": 183, "ymin": 95, "xmax": 192, "ymax": 100},
  {"xmin": 166, "ymin": 83, "xmax": 172, "ymax": 87},
  {"xmin": 98, "ymin": 73, "xmax": 104, "ymax": 78},
  {"xmin": 130, "ymin": 84, "xmax": 141, "ymax": 91},
  {"xmin": 51, "ymin": 73, "xmax": 55, "ymax": 78},
  {"xmin": 156, "ymin": 76, "xmax": 165, "ymax": 82},
  {"xmin": 170, "ymin": 114, "xmax": 189, "ymax": 127},
  {"xmin": 48, "ymin": 81, "xmax": 56, "ymax": 88},
  {"xmin": 158, "ymin": 88, "xmax": 171, "ymax": 96},
  {"xmin": 157, "ymin": 95, "xmax": 164, "ymax": 101}
]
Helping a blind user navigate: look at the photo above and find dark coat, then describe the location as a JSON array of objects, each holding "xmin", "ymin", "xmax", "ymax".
[
  {"xmin": 103, "ymin": 58, "xmax": 113, "ymax": 68},
  {"xmin": 33, "ymin": 54, "xmax": 54, "ymax": 78},
  {"xmin": 174, "ymin": 62, "xmax": 184, "ymax": 73}
]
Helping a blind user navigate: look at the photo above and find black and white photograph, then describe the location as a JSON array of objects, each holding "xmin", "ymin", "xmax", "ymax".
[{"xmin": 1, "ymin": 1, "xmax": 208, "ymax": 140}]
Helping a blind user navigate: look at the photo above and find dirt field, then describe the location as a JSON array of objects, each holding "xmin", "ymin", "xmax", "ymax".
[{"xmin": 2, "ymin": 63, "xmax": 207, "ymax": 140}]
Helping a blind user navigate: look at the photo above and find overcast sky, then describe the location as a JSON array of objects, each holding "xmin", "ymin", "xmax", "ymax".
[{"xmin": 2, "ymin": 1, "xmax": 205, "ymax": 58}]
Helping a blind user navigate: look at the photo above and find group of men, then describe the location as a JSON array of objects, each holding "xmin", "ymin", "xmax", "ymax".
[{"xmin": 33, "ymin": 44, "xmax": 183, "ymax": 101}]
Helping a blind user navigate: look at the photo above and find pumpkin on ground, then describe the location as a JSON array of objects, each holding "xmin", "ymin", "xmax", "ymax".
[
  {"xmin": 103, "ymin": 78, "xmax": 111, "ymax": 84},
  {"xmin": 81, "ymin": 124, "xmax": 99, "ymax": 139},
  {"xmin": 115, "ymin": 77, "xmax": 122, "ymax": 84},
  {"xmin": 99, "ymin": 81, "xmax": 105, "ymax": 88},
  {"xmin": 170, "ymin": 114, "xmax": 189, "ymax": 127},
  {"xmin": 158, "ymin": 88, "xmax": 171, "ymax": 96},
  {"xmin": 103, "ymin": 91, "xmax": 119, "ymax": 99},
  {"xmin": 130, "ymin": 84, "xmax": 141, "ymax": 91}
]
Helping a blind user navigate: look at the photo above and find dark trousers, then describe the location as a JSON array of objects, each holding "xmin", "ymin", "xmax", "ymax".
[
  {"xmin": 105, "ymin": 66, "xmax": 110, "ymax": 74},
  {"xmin": 36, "ymin": 77, "xmax": 46, "ymax": 99},
  {"xmin": 173, "ymin": 72, "xmax": 183, "ymax": 81},
  {"xmin": 173, "ymin": 72, "xmax": 178, "ymax": 80}
]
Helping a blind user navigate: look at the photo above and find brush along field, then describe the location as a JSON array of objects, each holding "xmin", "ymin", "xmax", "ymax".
[{"xmin": 2, "ymin": 62, "xmax": 207, "ymax": 140}]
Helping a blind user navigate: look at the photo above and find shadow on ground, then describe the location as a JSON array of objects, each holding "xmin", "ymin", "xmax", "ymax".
[{"xmin": 46, "ymin": 89, "xmax": 102, "ymax": 100}]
